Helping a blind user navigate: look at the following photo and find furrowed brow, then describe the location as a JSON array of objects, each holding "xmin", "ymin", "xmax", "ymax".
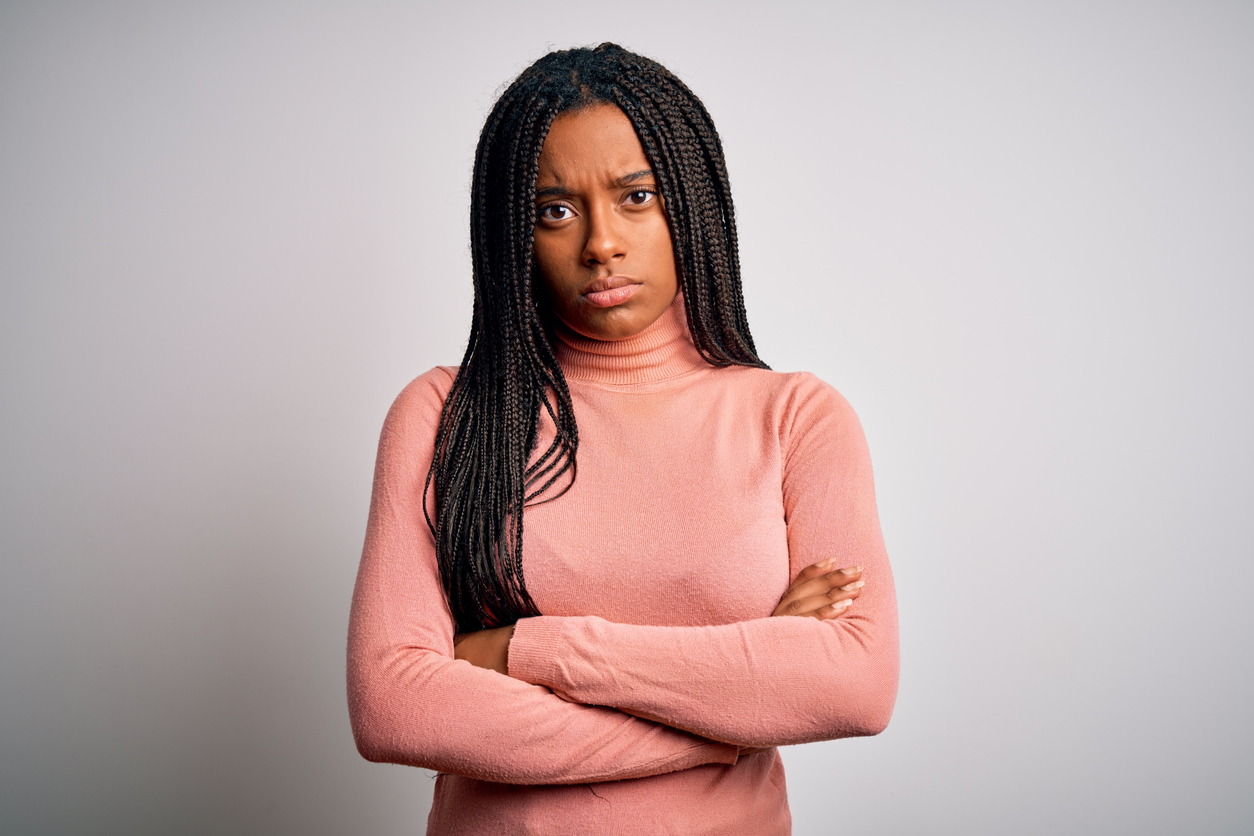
[
  {"xmin": 615, "ymin": 169, "xmax": 655, "ymax": 186},
  {"xmin": 534, "ymin": 170, "xmax": 654, "ymax": 200},
  {"xmin": 535, "ymin": 185, "xmax": 573, "ymax": 200}
]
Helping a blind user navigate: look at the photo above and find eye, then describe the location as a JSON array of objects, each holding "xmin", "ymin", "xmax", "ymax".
[
  {"xmin": 538, "ymin": 203, "xmax": 575, "ymax": 223},
  {"xmin": 623, "ymin": 189, "xmax": 656, "ymax": 206}
]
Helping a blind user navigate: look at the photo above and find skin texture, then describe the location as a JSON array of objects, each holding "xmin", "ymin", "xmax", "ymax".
[
  {"xmin": 454, "ymin": 104, "xmax": 865, "ymax": 694},
  {"xmin": 530, "ymin": 104, "xmax": 680, "ymax": 341}
]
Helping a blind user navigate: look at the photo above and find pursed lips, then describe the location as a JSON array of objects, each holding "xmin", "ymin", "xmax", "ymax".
[{"xmin": 581, "ymin": 276, "xmax": 642, "ymax": 308}]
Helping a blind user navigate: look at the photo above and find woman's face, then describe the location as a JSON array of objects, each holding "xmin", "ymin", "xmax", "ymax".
[{"xmin": 532, "ymin": 104, "xmax": 679, "ymax": 341}]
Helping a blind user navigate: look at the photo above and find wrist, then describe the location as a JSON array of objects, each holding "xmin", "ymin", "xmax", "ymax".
[{"xmin": 506, "ymin": 616, "xmax": 563, "ymax": 684}]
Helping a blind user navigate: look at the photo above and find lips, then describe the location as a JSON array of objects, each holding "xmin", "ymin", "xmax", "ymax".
[{"xmin": 581, "ymin": 276, "xmax": 642, "ymax": 308}]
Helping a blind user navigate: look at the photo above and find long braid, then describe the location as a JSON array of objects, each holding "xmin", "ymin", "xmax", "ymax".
[{"xmin": 426, "ymin": 43, "xmax": 766, "ymax": 633}]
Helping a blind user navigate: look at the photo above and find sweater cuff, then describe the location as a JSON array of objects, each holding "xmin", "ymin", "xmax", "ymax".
[
  {"xmin": 508, "ymin": 616, "xmax": 567, "ymax": 688},
  {"xmin": 703, "ymin": 741, "xmax": 741, "ymax": 766}
]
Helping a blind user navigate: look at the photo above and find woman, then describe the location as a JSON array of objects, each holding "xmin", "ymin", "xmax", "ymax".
[{"xmin": 348, "ymin": 43, "xmax": 898, "ymax": 834}]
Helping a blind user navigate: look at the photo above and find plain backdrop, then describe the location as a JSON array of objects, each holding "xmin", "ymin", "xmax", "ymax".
[{"xmin": 2, "ymin": 2, "xmax": 1251, "ymax": 834}]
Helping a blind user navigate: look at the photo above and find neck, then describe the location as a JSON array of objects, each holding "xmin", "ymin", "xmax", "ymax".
[{"xmin": 550, "ymin": 295, "xmax": 708, "ymax": 386}]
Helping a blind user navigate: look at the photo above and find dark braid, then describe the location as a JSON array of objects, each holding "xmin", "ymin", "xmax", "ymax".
[{"xmin": 426, "ymin": 43, "xmax": 768, "ymax": 633}]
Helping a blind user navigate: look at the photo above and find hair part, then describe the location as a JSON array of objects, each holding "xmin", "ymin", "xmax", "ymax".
[{"xmin": 425, "ymin": 43, "xmax": 767, "ymax": 633}]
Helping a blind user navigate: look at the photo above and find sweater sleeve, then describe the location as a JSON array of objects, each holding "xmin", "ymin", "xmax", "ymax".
[
  {"xmin": 506, "ymin": 375, "xmax": 899, "ymax": 748},
  {"xmin": 346, "ymin": 370, "xmax": 739, "ymax": 784}
]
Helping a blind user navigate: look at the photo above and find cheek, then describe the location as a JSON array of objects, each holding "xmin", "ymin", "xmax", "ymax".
[
  {"xmin": 534, "ymin": 244, "xmax": 585, "ymax": 320},
  {"xmin": 532, "ymin": 239, "xmax": 563, "ymax": 291},
  {"xmin": 649, "ymin": 224, "xmax": 678, "ymax": 283}
]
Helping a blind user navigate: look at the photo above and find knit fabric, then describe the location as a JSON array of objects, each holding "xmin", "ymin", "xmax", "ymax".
[{"xmin": 347, "ymin": 297, "xmax": 898, "ymax": 835}]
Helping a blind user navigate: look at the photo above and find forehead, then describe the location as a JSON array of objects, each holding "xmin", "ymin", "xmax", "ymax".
[{"xmin": 536, "ymin": 104, "xmax": 649, "ymax": 184}]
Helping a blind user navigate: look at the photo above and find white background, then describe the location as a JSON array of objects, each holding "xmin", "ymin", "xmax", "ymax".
[{"xmin": 2, "ymin": 2, "xmax": 1251, "ymax": 834}]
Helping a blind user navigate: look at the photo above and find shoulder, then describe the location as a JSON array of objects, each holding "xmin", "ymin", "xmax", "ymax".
[
  {"xmin": 781, "ymin": 371, "xmax": 859, "ymax": 428},
  {"xmin": 722, "ymin": 367, "xmax": 865, "ymax": 456},
  {"xmin": 378, "ymin": 366, "xmax": 459, "ymax": 447},
  {"xmin": 390, "ymin": 366, "xmax": 458, "ymax": 414},
  {"xmin": 720, "ymin": 366, "xmax": 859, "ymax": 425}
]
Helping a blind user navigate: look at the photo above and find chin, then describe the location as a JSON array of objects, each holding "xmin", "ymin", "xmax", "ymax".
[{"xmin": 579, "ymin": 307, "xmax": 657, "ymax": 341}]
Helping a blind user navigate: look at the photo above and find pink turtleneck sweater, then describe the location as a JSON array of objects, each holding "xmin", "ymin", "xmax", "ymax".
[{"xmin": 347, "ymin": 298, "xmax": 898, "ymax": 835}]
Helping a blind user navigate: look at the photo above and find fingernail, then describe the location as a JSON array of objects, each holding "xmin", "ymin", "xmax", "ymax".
[
  {"xmin": 841, "ymin": 580, "xmax": 864, "ymax": 591},
  {"xmin": 840, "ymin": 566, "xmax": 861, "ymax": 576},
  {"xmin": 833, "ymin": 599, "xmax": 852, "ymax": 609},
  {"xmin": 818, "ymin": 556, "xmax": 837, "ymax": 568}
]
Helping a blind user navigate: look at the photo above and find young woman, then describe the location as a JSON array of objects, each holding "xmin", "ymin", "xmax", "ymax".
[{"xmin": 348, "ymin": 43, "xmax": 898, "ymax": 835}]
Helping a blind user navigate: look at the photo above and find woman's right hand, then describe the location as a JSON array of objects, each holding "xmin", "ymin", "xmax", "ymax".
[{"xmin": 771, "ymin": 558, "xmax": 863, "ymax": 620}]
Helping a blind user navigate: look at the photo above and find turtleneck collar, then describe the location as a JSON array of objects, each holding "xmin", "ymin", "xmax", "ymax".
[{"xmin": 551, "ymin": 294, "xmax": 710, "ymax": 386}]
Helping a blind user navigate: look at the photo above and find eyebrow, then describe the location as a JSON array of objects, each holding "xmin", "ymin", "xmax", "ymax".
[
  {"xmin": 616, "ymin": 169, "xmax": 655, "ymax": 186},
  {"xmin": 534, "ymin": 169, "xmax": 656, "ymax": 200}
]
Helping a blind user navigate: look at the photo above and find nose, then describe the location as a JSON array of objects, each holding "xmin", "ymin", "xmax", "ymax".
[{"xmin": 581, "ymin": 202, "xmax": 627, "ymax": 266}]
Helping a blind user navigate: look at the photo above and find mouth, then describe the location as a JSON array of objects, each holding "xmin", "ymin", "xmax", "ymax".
[{"xmin": 581, "ymin": 276, "xmax": 642, "ymax": 308}]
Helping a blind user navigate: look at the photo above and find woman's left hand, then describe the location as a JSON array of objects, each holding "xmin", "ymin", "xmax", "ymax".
[
  {"xmin": 453, "ymin": 625, "xmax": 515, "ymax": 675},
  {"xmin": 772, "ymin": 558, "xmax": 863, "ymax": 619}
]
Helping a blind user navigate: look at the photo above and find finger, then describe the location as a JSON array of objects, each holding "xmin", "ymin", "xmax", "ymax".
[
  {"xmin": 774, "ymin": 567, "xmax": 862, "ymax": 615},
  {"xmin": 790, "ymin": 558, "xmax": 859, "ymax": 589},
  {"xmin": 789, "ymin": 563, "xmax": 862, "ymax": 592},
  {"xmin": 790, "ymin": 583, "xmax": 865, "ymax": 619},
  {"xmin": 784, "ymin": 568, "xmax": 862, "ymax": 602},
  {"xmin": 773, "ymin": 581, "xmax": 862, "ymax": 617},
  {"xmin": 816, "ymin": 597, "xmax": 856, "ymax": 619},
  {"xmin": 786, "ymin": 595, "xmax": 856, "ymax": 620},
  {"xmin": 773, "ymin": 580, "xmax": 860, "ymax": 618},
  {"xmin": 795, "ymin": 557, "xmax": 840, "ymax": 584}
]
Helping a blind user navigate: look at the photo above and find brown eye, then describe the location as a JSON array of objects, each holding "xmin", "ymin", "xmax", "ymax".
[
  {"xmin": 539, "ymin": 204, "xmax": 574, "ymax": 223},
  {"xmin": 624, "ymin": 190, "xmax": 655, "ymax": 206}
]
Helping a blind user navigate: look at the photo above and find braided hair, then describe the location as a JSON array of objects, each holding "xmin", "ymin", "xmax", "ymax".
[{"xmin": 425, "ymin": 43, "xmax": 768, "ymax": 633}]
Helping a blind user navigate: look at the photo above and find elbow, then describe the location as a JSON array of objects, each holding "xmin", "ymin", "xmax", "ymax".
[
  {"xmin": 851, "ymin": 690, "xmax": 895, "ymax": 737},
  {"xmin": 846, "ymin": 657, "xmax": 899, "ymax": 738},
  {"xmin": 790, "ymin": 673, "xmax": 897, "ymax": 745},
  {"xmin": 788, "ymin": 667, "xmax": 897, "ymax": 744},
  {"xmin": 346, "ymin": 637, "xmax": 454, "ymax": 770},
  {"xmin": 829, "ymin": 688, "xmax": 895, "ymax": 740},
  {"xmin": 349, "ymin": 694, "xmax": 429, "ymax": 767},
  {"xmin": 838, "ymin": 614, "xmax": 899, "ymax": 738},
  {"xmin": 350, "ymin": 714, "xmax": 390, "ymax": 765},
  {"xmin": 347, "ymin": 667, "xmax": 421, "ymax": 767},
  {"xmin": 354, "ymin": 735, "xmax": 387, "ymax": 765},
  {"xmin": 818, "ymin": 637, "xmax": 898, "ymax": 740},
  {"xmin": 348, "ymin": 687, "xmax": 393, "ymax": 764}
]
